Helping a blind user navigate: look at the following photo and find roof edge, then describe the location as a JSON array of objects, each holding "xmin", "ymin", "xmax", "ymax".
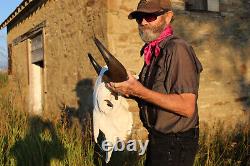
[{"xmin": 0, "ymin": 0, "xmax": 34, "ymax": 30}]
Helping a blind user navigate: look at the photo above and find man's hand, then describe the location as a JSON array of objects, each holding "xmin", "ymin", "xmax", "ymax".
[
  {"xmin": 106, "ymin": 71, "xmax": 196, "ymax": 118},
  {"xmin": 106, "ymin": 71, "xmax": 144, "ymax": 98}
]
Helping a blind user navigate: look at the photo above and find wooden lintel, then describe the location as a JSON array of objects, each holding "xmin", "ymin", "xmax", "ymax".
[{"xmin": 12, "ymin": 21, "xmax": 46, "ymax": 46}]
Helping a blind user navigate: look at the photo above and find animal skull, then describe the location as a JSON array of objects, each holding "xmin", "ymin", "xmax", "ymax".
[{"xmin": 88, "ymin": 38, "xmax": 133, "ymax": 163}]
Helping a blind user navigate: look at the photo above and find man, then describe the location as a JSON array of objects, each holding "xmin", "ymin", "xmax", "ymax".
[{"xmin": 107, "ymin": 0, "xmax": 203, "ymax": 165}]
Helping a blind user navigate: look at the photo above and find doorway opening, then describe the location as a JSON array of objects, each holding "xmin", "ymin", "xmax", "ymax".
[{"xmin": 29, "ymin": 32, "xmax": 44, "ymax": 114}]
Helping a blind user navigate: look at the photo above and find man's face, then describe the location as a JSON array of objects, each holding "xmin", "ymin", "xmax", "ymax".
[{"xmin": 138, "ymin": 13, "xmax": 167, "ymax": 43}]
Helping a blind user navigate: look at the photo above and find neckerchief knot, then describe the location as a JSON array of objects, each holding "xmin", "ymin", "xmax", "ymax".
[{"xmin": 144, "ymin": 25, "xmax": 173, "ymax": 65}]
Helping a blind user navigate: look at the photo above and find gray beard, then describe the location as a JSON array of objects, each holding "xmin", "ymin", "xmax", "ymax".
[{"xmin": 138, "ymin": 21, "xmax": 167, "ymax": 43}]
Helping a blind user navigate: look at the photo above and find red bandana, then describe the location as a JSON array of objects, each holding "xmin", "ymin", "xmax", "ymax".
[{"xmin": 143, "ymin": 25, "xmax": 173, "ymax": 65}]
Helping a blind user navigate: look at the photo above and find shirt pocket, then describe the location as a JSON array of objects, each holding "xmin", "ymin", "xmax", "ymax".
[{"xmin": 152, "ymin": 63, "xmax": 167, "ymax": 93}]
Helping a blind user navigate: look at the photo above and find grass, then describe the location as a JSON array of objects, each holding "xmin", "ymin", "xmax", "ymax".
[
  {"xmin": 0, "ymin": 73, "xmax": 249, "ymax": 166},
  {"xmin": 194, "ymin": 122, "xmax": 249, "ymax": 166},
  {"xmin": 0, "ymin": 71, "xmax": 8, "ymax": 89},
  {"xmin": 0, "ymin": 92, "xmax": 94, "ymax": 166}
]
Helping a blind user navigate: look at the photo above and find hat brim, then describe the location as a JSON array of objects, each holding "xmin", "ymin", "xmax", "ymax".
[{"xmin": 128, "ymin": 8, "xmax": 162, "ymax": 19}]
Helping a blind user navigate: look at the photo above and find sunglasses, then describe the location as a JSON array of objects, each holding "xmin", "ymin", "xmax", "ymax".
[{"xmin": 135, "ymin": 10, "xmax": 167, "ymax": 24}]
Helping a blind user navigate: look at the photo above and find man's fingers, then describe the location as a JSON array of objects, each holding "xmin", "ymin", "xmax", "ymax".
[
  {"xmin": 111, "ymin": 82, "xmax": 119, "ymax": 88},
  {"xmin": 112, "ymin": 82, "xmax": 123, "ymax": 88},
  {"xmin": 106, "ymin": 83, "xmax": 112, "ymax": 89},
  {"xmin": 107, "ymin": 82, "xmax": 116, "ymax": 89},
  {"xmin": 106, "ymin": 83, "xmax": 117, "ymax": 93}
]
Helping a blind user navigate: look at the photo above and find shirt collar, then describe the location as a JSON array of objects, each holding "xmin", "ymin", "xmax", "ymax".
[
  {"xmin": 140, "ymin": 35, "xmax": 175, "ymax": 56},
  {"xmin": 159, "ymin": 35, "xmax": 175, "ymax": 48}
]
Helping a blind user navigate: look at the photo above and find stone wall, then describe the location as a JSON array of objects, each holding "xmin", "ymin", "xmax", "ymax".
[
  {"xmin": 220, "ymin": 0, "xmax": 250, "ymax": 17},
  {"xmin": 7, "ymin": 0, "xmax": 250, "ymax": 139},
  {"xmin": 105, "ymin": 0, "xmax": 250, "ymax": 131},
  {"xmin": 173, "ymin": 13, "xmax": 250, "ymax": 125},
  {"xmin": 7, "ymin": 0, "xmax": 108, "ymax": 119}
]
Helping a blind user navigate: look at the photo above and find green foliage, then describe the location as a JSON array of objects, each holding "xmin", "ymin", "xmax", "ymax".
[{"xmin": 0, "ymin": 90, "xmax": 249, "ymax": 166}]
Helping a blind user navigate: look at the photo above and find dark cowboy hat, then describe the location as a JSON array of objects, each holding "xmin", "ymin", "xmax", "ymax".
[{"xmin": 128, "ymin": 0, "xmax": 172, "ymax": 19}]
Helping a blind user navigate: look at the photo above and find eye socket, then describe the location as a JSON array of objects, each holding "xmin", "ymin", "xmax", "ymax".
[{"xmin": 104, "ymin": 100, "xmax": 113, "ymax": 107}]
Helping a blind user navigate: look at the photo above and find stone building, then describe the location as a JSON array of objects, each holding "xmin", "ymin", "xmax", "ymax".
[{"xmin": 0, "ymin": 0, "xmax": 249, "ymax": 136}]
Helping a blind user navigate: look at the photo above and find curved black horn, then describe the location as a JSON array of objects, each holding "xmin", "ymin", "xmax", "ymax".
[
  {"xmin": 88, "ymin": 53, "xmax": 102, "ymax": 75},
  {"xmin": 93, "ymin": 37, "xmax": 128, "ymax": 82}
]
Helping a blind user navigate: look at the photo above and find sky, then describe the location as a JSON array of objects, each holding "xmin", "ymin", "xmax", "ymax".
[{"xmin": 0, "ymin": 0, "xmax": 23, "ymax": 69}]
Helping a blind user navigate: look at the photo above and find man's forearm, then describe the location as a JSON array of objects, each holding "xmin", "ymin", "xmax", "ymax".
[
  {"xmin": 134, "ymin": 85, "xmax": 196, "ymax": 118},
  {"xmin": 108, "ymin": 73, "xmax": 196, "ymax": 118}
]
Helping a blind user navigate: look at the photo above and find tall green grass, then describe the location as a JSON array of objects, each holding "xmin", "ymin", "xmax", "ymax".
[{"xmin": 0, "ymin": 74, "xmax": 249, "ymax": 165}]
